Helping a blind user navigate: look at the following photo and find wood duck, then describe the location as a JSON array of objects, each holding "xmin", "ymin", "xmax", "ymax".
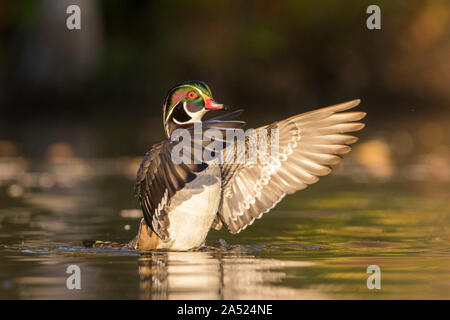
[{"xmin": 133, "ymin": 81, "xmax": 366, "ymax": 251}]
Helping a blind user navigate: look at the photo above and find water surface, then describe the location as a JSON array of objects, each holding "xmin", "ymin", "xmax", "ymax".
[{"xmin": 0, "ymin": 160, "xmax": 449, "ymax": 299}]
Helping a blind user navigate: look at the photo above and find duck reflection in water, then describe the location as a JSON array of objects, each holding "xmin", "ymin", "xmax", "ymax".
[{"xmin": 137, "ymin": 249, "xmax": 323, "ymax": 300}]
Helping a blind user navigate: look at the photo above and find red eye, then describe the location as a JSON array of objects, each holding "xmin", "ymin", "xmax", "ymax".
[{"xmin": 187, "ymin": 91, "xmax": 198, "ymax": 99}]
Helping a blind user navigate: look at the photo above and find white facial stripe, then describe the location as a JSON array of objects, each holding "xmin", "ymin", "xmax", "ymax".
[
  {"xmin": 172, "ymin": 102, "xmax": 206, "ymax": 125},
  {"xmin": 184, "ymin": 101, "xmax": 196, "ymax": 118},
  {"xmin": 184, "ymin": 101, "xmax": 207, "ymax": 120}
]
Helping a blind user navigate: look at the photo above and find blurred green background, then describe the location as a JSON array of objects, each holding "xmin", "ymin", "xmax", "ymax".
[{"xmin": 0, "ymin": 0, "xmax": 449, "ymax": 162}]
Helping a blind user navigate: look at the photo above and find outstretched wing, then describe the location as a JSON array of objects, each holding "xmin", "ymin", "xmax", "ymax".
[{"xmin": 218, "ymin": 99, "xmax": 366, "ymax": 234}]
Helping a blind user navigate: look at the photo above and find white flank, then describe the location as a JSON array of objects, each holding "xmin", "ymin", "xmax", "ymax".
[{"xmin": 157, "ymin": 164, "xmax": 222, "ymax": 250}]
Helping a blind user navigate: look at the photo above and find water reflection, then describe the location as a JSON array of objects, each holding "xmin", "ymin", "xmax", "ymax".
[
  {"xmin": 0, "ymin": 156, "xmax": 449, "ymax": 299},
  {"xmin": 138, "ymin": 251, "xmax": 320, "ymax": 300}
]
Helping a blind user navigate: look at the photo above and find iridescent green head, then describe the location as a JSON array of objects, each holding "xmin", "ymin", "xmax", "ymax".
[{"xmin": 162, "ymin": 81, "xmax": 226, "ymax": 137}]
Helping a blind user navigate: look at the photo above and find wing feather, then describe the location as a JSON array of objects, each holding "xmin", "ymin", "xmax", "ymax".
[
  {"xmin": 219, "ymin": 99, "xmax": 365, "ymax": 234},
  {"xmin": 135, "ymin": 140, "xmax": 204, "ymax": 240}
]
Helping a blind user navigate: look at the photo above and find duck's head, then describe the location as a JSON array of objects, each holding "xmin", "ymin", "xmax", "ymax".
[{"xmin": 162, "ymin": 81, "xmax": 227, "ymax": 137}]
